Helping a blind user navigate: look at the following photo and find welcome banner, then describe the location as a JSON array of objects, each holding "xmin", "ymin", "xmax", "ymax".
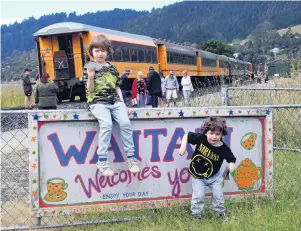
[{"xmin": 29, "ymin": 107, "xmax": 273, "ymax": 217}]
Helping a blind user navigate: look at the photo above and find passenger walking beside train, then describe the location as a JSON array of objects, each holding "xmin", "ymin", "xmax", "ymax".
[
  {"xmin": 120, "ymin": 69, "xmax": 132, "ymax": 106},
  {"xmin": 131, "ymin": 71, "xmax": 146, "ymax": 108},
  {"xmin": 181, "ymin": 70, "xmax": 194, "ymax": 106},
  {"xmin": 85, "ymin": 34, "xmax": 140, "ymax": 177},
  {"xmin": 22, "ymin": 68, "xmax": 36, "ymax": 109},
  {"xmin": 146, "ymin": 66, "xmax": 162, "ymax": 108},
  {"xmin": 164, "ymin": 71, "xmax": 179, "ymax": 107},
  {"xmin": 159, "ymin": 72, "xmax": 165, "ymax": 107},
  {"xmin": 35, "ymin": 73, "xmax": 59, "ymax": 109}
]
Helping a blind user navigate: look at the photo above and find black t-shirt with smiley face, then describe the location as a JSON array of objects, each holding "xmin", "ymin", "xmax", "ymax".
[{"xmin": 187, "ymin": 132, "xmax": 236, "ymax": 179}]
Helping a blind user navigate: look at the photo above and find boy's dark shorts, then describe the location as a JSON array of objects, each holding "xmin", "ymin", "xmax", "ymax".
[{"xmin": 25, "ymin": 93, "xmax": 32, "ymax": 96}]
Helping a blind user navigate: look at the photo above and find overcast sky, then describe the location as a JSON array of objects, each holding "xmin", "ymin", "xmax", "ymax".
[{"xmin": 1, "ymin": 0, "xmax": 178, "ymax": 25}]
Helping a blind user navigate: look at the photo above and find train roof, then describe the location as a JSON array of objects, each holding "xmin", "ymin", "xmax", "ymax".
[
  {"xmin": 217, "ymin": 55, "xmax": 229, "ymax": 62},
  {"xmin": 229, "ymin": 57, "xmax": 251, "ymax": 65},
  {"xmin": 154, "ymin": 39, "xmax": 196, "ymax": 56},
  {"xmin": 33, "ymin": 22, "xmax": 154, "ymax": 43},
  {"xmin": 197, "ymin": 50, "xmax": 218, "ymax": 60}
]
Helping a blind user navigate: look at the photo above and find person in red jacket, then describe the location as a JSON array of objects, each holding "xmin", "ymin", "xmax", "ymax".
[{"xmin": 131, "ymin": 71, "xmax": 146, "ymax": 108}]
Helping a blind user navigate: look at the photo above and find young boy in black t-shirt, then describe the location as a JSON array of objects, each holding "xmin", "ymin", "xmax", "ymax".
[{"xmin": 179, "ymin": 117, "xmax": 236, "ymax": 219}]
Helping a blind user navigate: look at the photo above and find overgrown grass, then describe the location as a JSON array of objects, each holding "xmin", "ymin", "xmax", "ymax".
[
  {"xmin": 0, "ymin": 83, "xmax": 83, "ymax": 108},
  {"xmin": 1, "ymin": 83, "xmax": 29, "ymax": 108},
  {"xmin": 1, "ymin": 75, "xmax": 301, "ymax": 109}
]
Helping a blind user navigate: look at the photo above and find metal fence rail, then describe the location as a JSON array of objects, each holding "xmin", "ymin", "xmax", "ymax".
[
  {"xmin": 226, "ymin": 87, "xmax": 301, "ymax": 106},
  {"xmin": 1, "ymin": 105, "xmax": 301, "ymax": 230}
]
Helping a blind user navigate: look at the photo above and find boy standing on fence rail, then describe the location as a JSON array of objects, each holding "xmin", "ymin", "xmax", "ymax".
[
  {"xmin": 179, "ymin": 117, "xmax": 236, "ymax": 219},
  {"xmin": 85, "ymin": 35, "xmax": 140, "ymax": 177}
]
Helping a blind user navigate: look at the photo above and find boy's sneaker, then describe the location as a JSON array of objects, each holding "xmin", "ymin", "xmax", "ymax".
[
  {"xmin": 126, "ymin": 157, "xmax": 140, "ymax": 173},
  {"xmin": 96, "ymin": 160, "xmax": 114, "ymax": 176}
]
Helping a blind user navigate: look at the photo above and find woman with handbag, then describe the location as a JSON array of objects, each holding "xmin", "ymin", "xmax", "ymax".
[
  {"xmin": 131, "ymin": 71, "xmax": 146, "ymax": 108},
  {"xmin": 181, "ymin": 70, "xmax": 194, "ymax": 106}
]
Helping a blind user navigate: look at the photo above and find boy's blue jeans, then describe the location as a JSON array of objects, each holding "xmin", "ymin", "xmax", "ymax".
[
  {"xmin": 191, "ymin": 175, "xmax": 226, "ymax": 216},
  {"xmin": 89, "ymin": 102, "xmax": 135, "ymax": 161}
]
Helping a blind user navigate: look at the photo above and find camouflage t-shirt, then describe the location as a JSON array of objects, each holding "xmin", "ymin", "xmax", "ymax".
[{"xmin": 86, "ymin": 62, "xmax": 122, "ymax": 104}]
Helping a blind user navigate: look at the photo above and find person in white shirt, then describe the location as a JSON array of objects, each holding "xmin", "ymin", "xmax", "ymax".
[{"xmin": 181, "ymin": 70, "xmax": 193, "ymax": 106}]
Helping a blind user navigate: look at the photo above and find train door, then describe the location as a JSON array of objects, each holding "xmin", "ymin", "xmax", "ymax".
[
  {"xmin": 157, "ymin": 44, "xmax": 167, "ymax": 74},
  {"xmin": 57, "ymin": 35, "xmax": 76, "ymax": 78}
]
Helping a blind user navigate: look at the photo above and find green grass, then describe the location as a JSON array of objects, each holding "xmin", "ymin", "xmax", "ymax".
[
  {"xmin": 1, "ymin": 83, "xmax": 29, "ymax": 108},
  {"xmin": 46, "ymin": 150, "xmax": 299, "ymax": 231},
  {"xmin": 5, "ymin": 150, "xmax": 300, "ymax": 230},
  {"xmin": 0, "ymin": 84, "xmax": 82, "ymax": 108}
]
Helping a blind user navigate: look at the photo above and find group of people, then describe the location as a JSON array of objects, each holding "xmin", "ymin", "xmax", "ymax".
[
  {"xmin": 22, "ymin": 69, "xmax": 58, "ymax": 110},
  {"xmin": 84, "ymin": 34, "xmax": 236, "ymax": 220},
  {"xmin": 124, "ymin": 68, "xmax": 194, "ymax": 108}
]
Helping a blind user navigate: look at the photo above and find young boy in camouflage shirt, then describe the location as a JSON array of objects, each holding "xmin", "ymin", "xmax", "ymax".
[{"xmin": 85, "ymin": 35, "xmax": 140, "ymax": 176}]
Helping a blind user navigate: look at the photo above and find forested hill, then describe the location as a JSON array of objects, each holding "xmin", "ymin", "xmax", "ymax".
[
  {"xmin": 2, "ymin": 1, "xmax": 301, "ymax": 57},
  {"xmin": 122, "ymin": 1, "xmax": 301, "ymax": 43},
  {"xmin": 1, "ymin": 9, "xmax": 147, "ymax": 57}
]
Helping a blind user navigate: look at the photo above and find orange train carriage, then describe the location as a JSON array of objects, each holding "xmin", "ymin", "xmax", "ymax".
[{"xmin": 33, "ymin": 22, "xmax": 252, "ymax": 102}]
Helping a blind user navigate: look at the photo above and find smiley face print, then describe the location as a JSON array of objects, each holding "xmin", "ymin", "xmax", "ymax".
[{"xmin": 189, "ymin": 154, "xmax": 214, "ymax": 178}]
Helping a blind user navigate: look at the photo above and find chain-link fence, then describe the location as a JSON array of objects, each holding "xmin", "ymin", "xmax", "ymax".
[
  {"xmin": 226, "ymin": 87, "xmax": 301, "ymax": 106},
  {"xmin": 1, "ymin": 105, "xmax": 301, "ymax": 230},
  {"xmin": 1, "ymin": 111, "xmax": 140, "ymax": 230}
]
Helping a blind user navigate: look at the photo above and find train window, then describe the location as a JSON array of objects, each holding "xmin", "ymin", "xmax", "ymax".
[
  {"xmin": 202, "ymin": 58, "xmax": 216, "ymax": 67},
  {"xmin": 107, "ymin": 53, "xmax": 113, "ymax": 61},
  {"xmin": 138, "ymin": 50, "xmax": 145, "ymax": 62},
  {"xmin": 145, "ymin": 50, "xmax": 156, "ymax": 63},
  {"xmin": 191, "ymin": 57, "xmax": 195, "ymax": 65},
  {"xmin": 113, "ymin": 46, "xmax": 122, "ymax": 61},
  {"xmin": 169, "ymin": 54, "xmax": 173, "ymax": 63},
  {"xmin": 131, "ymin": 49, "xmax": 138, "ymax": 62},
  {"xmin": 122, "ymin": 47, "xmax": 131, "ymax": 62},
  {"xmin": 220, "ymin": 61, "xmax": 228, "ymax": 68},
  {"xmin": 187, "ymin": 56, "xmax": 191, "ymax": 65},
  {"xmin": 166, "ymin": 53, "xmax": 195, "ymax": 65},
  {"xmin": 185, "ymin": 56, "xmax": 189, "ymax": 65},
  {"xmin": 181, "ymin": 55, "xmax": 185, "ymax": 64},
  {"xmin": 149, "ymin": 51, "xmax": 153, "ymax": 63},
  {"xmin": 175, "ymin": 54, "xmax": 179, "ymax": 64},
  {"xmin": 151, "ymin": 51, "xmax": 156, "ymax": 63},
  {"xmin": 186, "ymin": 55, "xmax": 189, "ymax": 64},
  {"xmin": 154, "ymin": 51, "xmax": 157, "ymax": 63},
  {"xmin": 146, "ymin": 50, "xmax": 151, "ymax": 63}
]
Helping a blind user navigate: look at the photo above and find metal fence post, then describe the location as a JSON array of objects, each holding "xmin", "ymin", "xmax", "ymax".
[
  {"xmin": 221, "ymin": 85, "xmax": 229, "ymax": 106},
  {"xmin": 36, "ymin": 217, "xmax": 42, "ymax": 226}
]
